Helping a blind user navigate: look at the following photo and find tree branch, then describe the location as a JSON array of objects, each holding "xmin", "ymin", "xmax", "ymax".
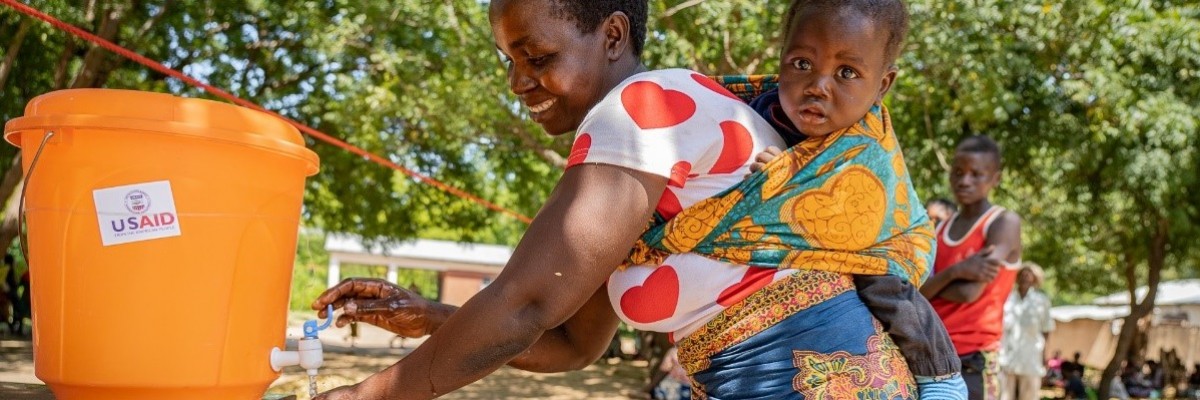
[
  {"xmin": 920, "ymin": 71, "xmax": 952, "ymax": 173},
  {"xmin": 0, "ymin": 156, "xmax": 23, "ymax": 216},
  {"xmin": 84, "ymin": 0, "xmax": 98, "ymax": 22},
  {"xmin": 484, "ymin": 91, "xmax": 571, "ymax": 168},
  {"xmin": 135, "ymin": 0, "xmax": 173, "ymax": 39},
  {"xmin": 71, "ymin": 2, "xmax": 128, "ymax": 88},
  {"xmin": 267, "ymin": 64, "xmax": 314, "ymax": 93},
  {"xmin": 742, "ymin": 42, "xmax": 776, "ymax": 76},
  {"xmin": 1138, "ymin": 216, "xmax": 1168, "ymax": 315},
  {"xmin": 443, "ymin": 0, "xmax": 469, "ymax": 49},
  {"xmin": 1122, "ymin": 250, "xmax": 1139, "ymax": 314},
  {"xmin": 505, "ymin": 123, "xmax": 566, "ymax": 169},
  {"xmin": 52, "ymin": 38, "xmax": 78, "ymax": 89},
  {"xmin": 0, "ymin": 180, "xmax": 20, "ymax": 258},
  {"xmin": 721, "ymin": 28, "xmax": 741, "ymax": 73},
  {"xmin": 663, "ymin": 0, "xmax": 706, "ymax": 18},
  {"xmin": 0, "ymin": 19, "xmax": 33, "ymax": 92},
  {"xmin": 658, "ymin": 16, "xmax": 709, "ymax": 74}
]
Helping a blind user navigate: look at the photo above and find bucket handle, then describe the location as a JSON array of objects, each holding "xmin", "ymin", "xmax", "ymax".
[{"xmin": 18, "ymin": 131, "xmax": 55, "ymax": 266}]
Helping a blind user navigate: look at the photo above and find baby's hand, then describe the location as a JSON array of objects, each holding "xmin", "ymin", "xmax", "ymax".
[{"xmin": 748, "ymin": 146, "xmax": 784, "ymax": 174}]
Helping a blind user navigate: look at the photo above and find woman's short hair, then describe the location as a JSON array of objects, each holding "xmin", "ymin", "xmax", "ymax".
[{"xmin": 551, "ymin": 0, "xmax": 649, "ymax": 57}]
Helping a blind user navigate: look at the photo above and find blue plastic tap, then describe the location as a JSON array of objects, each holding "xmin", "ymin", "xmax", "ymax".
[{"xmin": 302, "ymin": 304, "xmax": 335, "ymax": 339}]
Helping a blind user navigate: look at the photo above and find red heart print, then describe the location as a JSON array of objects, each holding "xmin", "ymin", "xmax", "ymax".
[
  {"xmin": 621, "ymin": 81, "xmax": 697, "ymax": 129},
  {"xmin": 656, "ymin": 188, "xmax": 683, "ymax": 220},
  {"xmin": 709, "ymin": 121, "xmax": 754, "ymax": 174},
  {"xmin": 566, "ymin": 133, "xmax": 592, "ymax": 168},
  {"xmin": 620, "ymin": 266, "xmax": 681, "ymax": 324},
  {"xmin": 691, "ymin": 73, "xmax": 741, "ymax": 102},
  {"xmin": 716, "ymin": 267, "xmax": 777, "ymax": 307},
  {"xmin": 669, "ymin": 161, "xmax": 692, "ymax": 188}
]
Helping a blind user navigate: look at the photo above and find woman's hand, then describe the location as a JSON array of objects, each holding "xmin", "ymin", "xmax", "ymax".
[{"xmin": 311, "ymin": 277, "xmax": 453, "ymax": 338}]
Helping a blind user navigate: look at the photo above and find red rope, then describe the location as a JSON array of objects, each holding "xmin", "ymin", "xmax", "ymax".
[{"xmin": 1, "ymin": 0, "xmax": 534, "ymax": 224}]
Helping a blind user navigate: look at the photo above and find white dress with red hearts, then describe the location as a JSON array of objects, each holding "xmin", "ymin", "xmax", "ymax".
[{"xmin": 567, "ymin": 68, "xmax": 793, "ymax": 341}]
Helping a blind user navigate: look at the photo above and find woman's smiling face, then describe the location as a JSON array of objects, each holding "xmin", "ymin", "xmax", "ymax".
[{"xmin": 491, "ymin": 0, "xmax": 615, "ymax": 136}]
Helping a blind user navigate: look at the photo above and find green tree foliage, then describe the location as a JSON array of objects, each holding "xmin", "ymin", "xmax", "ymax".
[
  {"xmin": 894, "ymin": 0, "xmax": 1199, "ymax": 297},
  {"xmin": 290, "ymin": 231, "xmax": 331, "ymax": 310},
  {"xmin": 888, "ymin": 2, "xmax": 1198, "ymax": 395},
  {"xmin": 290, "ymin": 231, "xmax": 438, "ymax": 310}
]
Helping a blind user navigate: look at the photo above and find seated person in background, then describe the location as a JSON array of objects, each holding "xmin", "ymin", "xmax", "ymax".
[
  {"xmin": 1122, "ymin": 362, "xmax": 1153, "ymax": 398},
  {"xmin": 1045, "ymin": 349, "xmax": 1064, "ymax": 386},
  {"xmin": 1110, "ymin": 375, "xmax": 1131, "ymax": 400},
  {"xmin": 1145, "ymin": 359, "xmax": 1165, "ymax": 395},
  {"xmin": 1061, "ymin": 368, "xmax": 1088, "ymax": 400},
  {"xmin": 1186, "ymin": 363, "xmax": 1200, "ymax": 398}
]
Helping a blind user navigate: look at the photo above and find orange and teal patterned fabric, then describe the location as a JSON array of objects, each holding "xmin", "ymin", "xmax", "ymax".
[
  {"xmin": 680, "ymin": 270, "xmax": 917, "ymax": 399},
  {"xmin": 625, "ymin": 101, "xmax": 933, "ymax": 286},
  {"xmin": 710, "ymin": 75, "xmax": 779, "ymax": 103}
]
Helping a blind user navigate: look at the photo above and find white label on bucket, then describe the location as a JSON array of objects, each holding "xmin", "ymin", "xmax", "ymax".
[{"xmin": 93, "ymin": 180, "xmax": 182, "ymax": 246}]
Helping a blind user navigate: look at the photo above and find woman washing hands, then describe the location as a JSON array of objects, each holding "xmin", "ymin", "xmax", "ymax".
[{"xmin": 309, "ymin": 0, "xmax": 924, "ymax": 398}]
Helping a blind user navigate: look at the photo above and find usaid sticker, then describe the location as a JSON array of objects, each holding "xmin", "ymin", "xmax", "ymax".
[{"xmin": 92, "ymin": 180, "xmax": 182, "ymax": 246}]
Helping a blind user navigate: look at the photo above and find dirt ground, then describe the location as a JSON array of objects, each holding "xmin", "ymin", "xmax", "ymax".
[
  {"xmin": 267, "ymin": 348, "xmax": 648, "ymax": 400},
  {"xmin": 264, "ymin": 312, "xmax": 651, "ymax": 399},
  {"xmin": 0, "ymin": 332, "xmax": 649, "ymax": 400},
  {"xmin": 2, "ymin": 332, "xmax": 1084, "ymax": 400}
]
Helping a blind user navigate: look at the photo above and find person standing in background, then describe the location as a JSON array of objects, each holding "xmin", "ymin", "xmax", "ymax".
[
  {"xmin": 13, "ymin": 257, "xmax": 31, "ymax": 336},
  {"xmin": 652, "ymin": 347, "xmax": 690, "ymax": 400},
  {"xmin": 4, "ymin": 254, "xmax": 24, "ymax": 335},
  {"xmin": 1000, "ymin": 262, "xmax": 1055, "ymax": 400},
  {"xmin": 0, "ymin": 255, "xmax": 12, "ymax": 335},
  {"xmin": 922, "ymin": 135, "xmax": 1024, "ymax": 400},
  {"xmin": 926, "ymin": 198, "xmax": 957, "ymax": 228}
]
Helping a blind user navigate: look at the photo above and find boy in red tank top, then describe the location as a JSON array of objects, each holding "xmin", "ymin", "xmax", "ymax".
[{"xmin": 921, "ymin": 135, "xmax": 1022, "ymax": 400}]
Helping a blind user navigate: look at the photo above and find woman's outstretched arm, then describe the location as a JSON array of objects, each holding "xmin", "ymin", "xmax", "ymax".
[
  {"xmin": 314, "ymin": 276, "xmax": 621, "ymax": 373},
  {"xmin": 316, "ymin": 163, "xmax": 666, "ymax": 400}
]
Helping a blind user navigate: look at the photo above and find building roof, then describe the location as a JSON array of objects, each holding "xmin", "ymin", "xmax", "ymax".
[
  {"xmin": 1050, "ymin": 305, "xmax": 1130, "ymax": 322},
  {"xmin": 324, "ymin": 234, "xmax": 513, "ymax": 270},
  {"xmin": 1091, "ymin": 279, "xmax": 1200, "ymax": 306}
]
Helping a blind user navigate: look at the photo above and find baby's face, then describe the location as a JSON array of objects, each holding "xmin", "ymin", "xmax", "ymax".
[{"xmin": 778, "ymin": 8, "xmax": 895, "ymax": 136}]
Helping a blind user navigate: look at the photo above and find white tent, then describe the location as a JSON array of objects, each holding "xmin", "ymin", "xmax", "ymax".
[
  {"xmin": 1047, "ymin": 280, "xmax": 1200, "ymax": 369},
  {"xmin": 1092, "ymin": 279, "xmax": 1200, "ymax": 307}
]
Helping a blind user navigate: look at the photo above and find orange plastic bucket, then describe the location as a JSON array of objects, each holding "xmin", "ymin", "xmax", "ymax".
[{"xmin": 3, "ymin": 89, "xmax": 319, "ymax": 400}]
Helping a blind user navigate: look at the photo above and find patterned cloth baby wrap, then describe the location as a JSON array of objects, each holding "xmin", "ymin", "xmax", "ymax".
[{"xmin": 624, "ymin": 75, "xmax": 934, "ymax": 287}]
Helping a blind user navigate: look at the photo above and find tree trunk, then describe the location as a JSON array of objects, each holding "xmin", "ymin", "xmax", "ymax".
[
  {"xmin": 0, "ymin": 19, "xmax": 34, "ymax": 92},
  {"xmin": 0, "ymin": 156, "xmax": 23, "ymax": 212},
  {"xmin": 70, "ymin": 3, "xmax": 128, "ymax": 89},
  {"xmin": 2, "ymin": 0, "xmax": 162, "ymax": 254},
  {"xmin": 52, "ymin": 39, "xmax": 78, "ymax": 90},
  {"xmin": 0, "ymin": 181, "xmax": 21, "ymax": 257},
  {"xmin": 1097, "ymin": 218, "xmax": 1167, "ymax": 399},
  {"xmin": 0, "ymin": 155, "xmax": 21, "ymax": 253}
]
